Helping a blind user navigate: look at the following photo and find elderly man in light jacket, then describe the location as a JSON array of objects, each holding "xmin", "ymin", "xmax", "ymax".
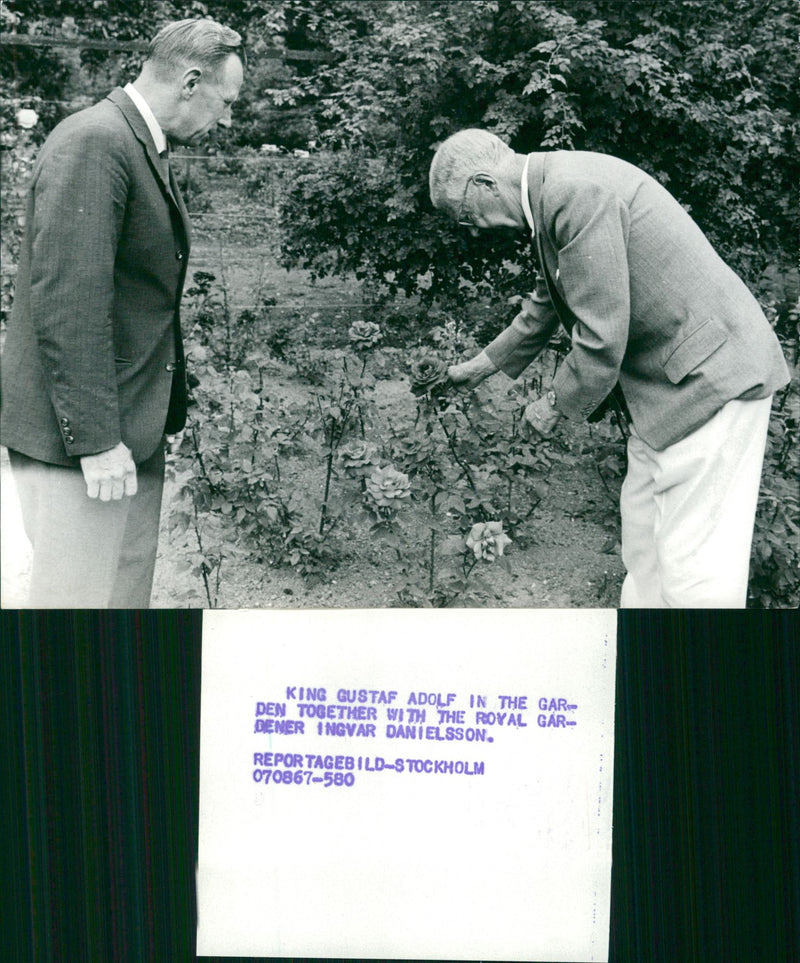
[{"xmin": 429, "ymin": 129, "xmax": 789, "ymax": 607}]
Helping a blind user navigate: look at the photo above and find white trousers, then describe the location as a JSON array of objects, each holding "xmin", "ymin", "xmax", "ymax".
[
  {"xmin": 9, "ymin": 444, "xmax": 165, "ymax": 608},
  {"xmin": 620, "ymin": 396, "xmax": 772, "ymax": 608}
]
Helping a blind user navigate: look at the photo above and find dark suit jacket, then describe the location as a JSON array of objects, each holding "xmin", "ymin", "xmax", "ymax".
[
  {"xmin": 1, "ymin": 87, "xmax": 191, "ymax": 466},
  {"xmin": 484, "ymin": 151, "xmax": 789, "ymax": 450}
]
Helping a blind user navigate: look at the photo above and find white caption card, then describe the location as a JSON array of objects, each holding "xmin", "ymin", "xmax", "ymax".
[{"xmin": 197, "ymin": 609, "xmax": 617, "ymax": 961}]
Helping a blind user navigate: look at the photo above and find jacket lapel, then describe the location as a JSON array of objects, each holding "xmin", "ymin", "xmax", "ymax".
[
  {"xmin": 168, "ymin": 159, "xmax": 192, "ymax": 246},
  {"xmin": 526, "ymin": 151, "xmax": 629, "ymax": 422},
  {"xmin": 106, "ymin": 88, "xmax": 191, "ymax": 244},
  {"xmin": 526, "ymin": 152, "xmax": 576, "ymax": 332}
]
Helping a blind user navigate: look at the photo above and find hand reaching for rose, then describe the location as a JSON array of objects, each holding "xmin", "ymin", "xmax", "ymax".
[{"xmin": 447, "ymin": 350, "xmax": 499, "ymax": 391}]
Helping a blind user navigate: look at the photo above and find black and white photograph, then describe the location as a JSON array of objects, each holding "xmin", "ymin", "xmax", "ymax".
[{"xmin": 1, "ymin": 0, "xmax": 797, "ymax": 610}]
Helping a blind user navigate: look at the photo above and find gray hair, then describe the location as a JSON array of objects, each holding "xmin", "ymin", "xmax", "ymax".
[
  {"xmin": 146, "ymin": 19, "xmax": 244, "ymax": 79},
  {"xmin": 429, "ymin": 129, "xmax": 514, "ymax": 215}
]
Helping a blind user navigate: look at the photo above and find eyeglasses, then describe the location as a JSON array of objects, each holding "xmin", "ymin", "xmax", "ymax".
[{"xmin": 456, "ymin": 173, "xmax": 478, "ymax": 227}]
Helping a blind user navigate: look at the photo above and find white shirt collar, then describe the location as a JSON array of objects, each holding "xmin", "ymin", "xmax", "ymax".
[
  {"xmin": 520, "ymin": 153, "xmax": 535, "ymax": 237},
  {"xmin": 123, "ymin": 82, "xmax": 167, "ymax": 154}
]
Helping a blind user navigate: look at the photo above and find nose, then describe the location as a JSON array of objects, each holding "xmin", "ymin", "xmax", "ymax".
[{"xmin": 217, "ymin": 106, "xmax": 232, "ymax": 129}]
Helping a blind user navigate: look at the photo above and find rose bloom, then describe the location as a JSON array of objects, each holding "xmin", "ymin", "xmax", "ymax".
[
  {"xmin": 410, "ymin": 356, "xmax": 449, "ymax": 397},
  {"xmin": 365, "ymin": 466, "xmax": 412, "ymax": 507},
  {"xmin": 339, "ymin": 440, "xmax": 377, "ymax": 468},
  {"xmin": 466, "ymin": 521, "xmax": 512, "ymax": 561},
  {"xmin": 392, "ymin": 433, "xmax": 436, "ymax": 466},
  {"xmin": 348, "ymin": 320, "xmax": 382, "ymax": 349}
]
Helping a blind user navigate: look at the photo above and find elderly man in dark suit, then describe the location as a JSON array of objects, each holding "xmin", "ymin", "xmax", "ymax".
[
  {"xmin": 1, "ymin": 19, "xmax": 244, "ymax": 607},
  {"xmin": 429, "ymin": 129, "xmax": 789, "ymax": 608}
]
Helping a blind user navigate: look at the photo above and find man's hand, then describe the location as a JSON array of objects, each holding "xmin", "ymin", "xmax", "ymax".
[
  {"xmin": 80, "ymin": 442, "xmax": 137, "ymax": 501},
  {"xmin": 447, "ymin": 350, "xmax": 499, "ymax": 391},
  {"xmin": 524, "ymin": 394, "xmax": 562, "ymax": 438}
]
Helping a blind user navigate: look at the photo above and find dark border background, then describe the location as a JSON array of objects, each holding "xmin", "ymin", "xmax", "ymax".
[{"xmin": 3, "ymin": 610, "xmax": 798, "ymax": 962}]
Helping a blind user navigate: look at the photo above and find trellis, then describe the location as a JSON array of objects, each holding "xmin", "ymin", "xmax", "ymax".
[{"xmin": 0, "ymin": 33, "xmax": 336, "ymax": 60}]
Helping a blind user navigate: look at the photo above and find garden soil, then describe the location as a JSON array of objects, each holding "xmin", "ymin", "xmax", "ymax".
[{"xmin": 149, "ymin": 367, "xmax": 626, "ymax": 609}]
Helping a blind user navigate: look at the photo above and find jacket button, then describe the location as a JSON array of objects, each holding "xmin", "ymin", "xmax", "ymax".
[
  {"xmin": 175, "ymin": 251, "xmax": 184, "ymax": 261},
  {"xmin": 65, "ymin": 436, "xmax": 74, "ymax": 444},
  {"xmin": 165, "ymin": 362, "xmax": 177, "ymax": 372},
  {"xmin": 60, "ymin": 417, "xmax": 70, "ymax": 426}
]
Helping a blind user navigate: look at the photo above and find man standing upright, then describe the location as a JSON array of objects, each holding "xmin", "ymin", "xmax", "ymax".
[
  {"xmin": 1, "ymin": 19, "xmax": 244, "ymax": 607},
  {"xmin": 429, "ymin": 129, "xmax": 789, "ymax": 608}
]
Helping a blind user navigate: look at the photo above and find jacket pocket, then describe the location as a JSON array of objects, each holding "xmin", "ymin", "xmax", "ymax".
[
  {"xmin": 662, "ymin": 317, "xmax": 727, "ymax": 384},
  {"xmin": 115, "ymin": 357, "xmax": 133, "ymax": 367}
]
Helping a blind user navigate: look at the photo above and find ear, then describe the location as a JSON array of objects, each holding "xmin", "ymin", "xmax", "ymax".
[{"xmin": 181, "ymin": 67, "xmax": 203, "ymax": 99}]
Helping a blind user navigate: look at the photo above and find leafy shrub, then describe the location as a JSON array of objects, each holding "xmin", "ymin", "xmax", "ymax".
[
  {"xmin": 749, "ymin": 370, "xmax": 800, "ymax": 608},
  {"xmin": 275, "ymin": 0, "xmax": 798, "ymax": 308},
  {"xmin": 263, "ymin": 317, "xmax": 296, "ymax": 361}
]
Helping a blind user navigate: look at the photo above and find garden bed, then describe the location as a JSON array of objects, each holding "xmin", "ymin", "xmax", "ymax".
[{"xmin": 151, "ymin": 355, "xmax": 627, "ymax": 608}]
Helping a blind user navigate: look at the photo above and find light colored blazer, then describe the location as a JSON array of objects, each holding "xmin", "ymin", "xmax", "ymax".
[
  {"xmin": 484, "ymin": 151, "xmax": 789, "ymax": 450},
  {"xmin": 1, "ymin": 88, "xmax": 191, "ymax": 466}
]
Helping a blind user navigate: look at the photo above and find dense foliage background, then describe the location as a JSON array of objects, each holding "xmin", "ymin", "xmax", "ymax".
[
  {"xmin": 269, "ymin": 0, "xmax": 800, "ymax": 316},
  {"xmin": 3, "ymin": 0, "xmax": 798, "ymax": 311}
]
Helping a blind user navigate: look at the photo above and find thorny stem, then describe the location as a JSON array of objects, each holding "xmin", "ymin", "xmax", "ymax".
[
  {"xmin": 187, "ymin": 421, "xmax": 219, "ymax": 605},
  {"xmin": 217, "ymin": 239, "xmax": 232, "ymax": 366},
  {"xmin": 213, "ymin": 552, "xmax": 223, "ymax": 603},
  {"xmin": 435, "ymin": 409, "xmax": 480, "ymax": 496},
  {"xmin": 778, "ymin": 436, "xmax": 793, "ymax": 470},
  {"xmin": 190, "ymin": 493, "xmax": 213, "ymax": 607},
  {"xmin": 315, "ymin": 390, "xmax": 355, "ymax": 535},
  {"xmin": 356, "ymin": 370, "xmax": 368, "ymax": 439},
  {"xmin": 460, "ymin": 401, "xmax": 494, "ymax": 445},
  {"xmin": 320, "ymin": 446, "xmax": 335, "ymax": 535},
  {"xmin": 428, "ymin": 489, "xmax": 438, "ymax": 594},
  {"xmin": 462, "ymin": 553, "xmax": 479, "ymax": 581},
  {"xmin": 251, "ymin": 369, "xmax": 265, "ymax": 448},
  {"xmin": 386, "ymin": 416, "xmax": 401, "ymax": 440},
  {"xmin": 595, "ymin": 461, "xmax": 614, "ymax": 500},
  {"xmin": 191, "ymin": 423, "xmax": 210, "ymax": 484}
]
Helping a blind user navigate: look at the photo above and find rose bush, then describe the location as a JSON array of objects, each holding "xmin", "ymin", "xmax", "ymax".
[
  {"xmin": 365, "ymin": 465, "xmax": 412, "ymax": 508},
  {"xmin": 466, "ymin": 521, "xmax": 513, "ymax": 562},
  {"xmin": 410, "ymin": 356, "xmax": 450, "ymax": 398},
  {"xmin": 339, "ymin": 440, "xmax": 378, "ymax": 471},
  {"xmin": 391, "ymin": 433, "xmax": 438, "ymax": 473},
  {"xmin": 348, "ymin": 320, "xmax": 382, "ymax": 350}
]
